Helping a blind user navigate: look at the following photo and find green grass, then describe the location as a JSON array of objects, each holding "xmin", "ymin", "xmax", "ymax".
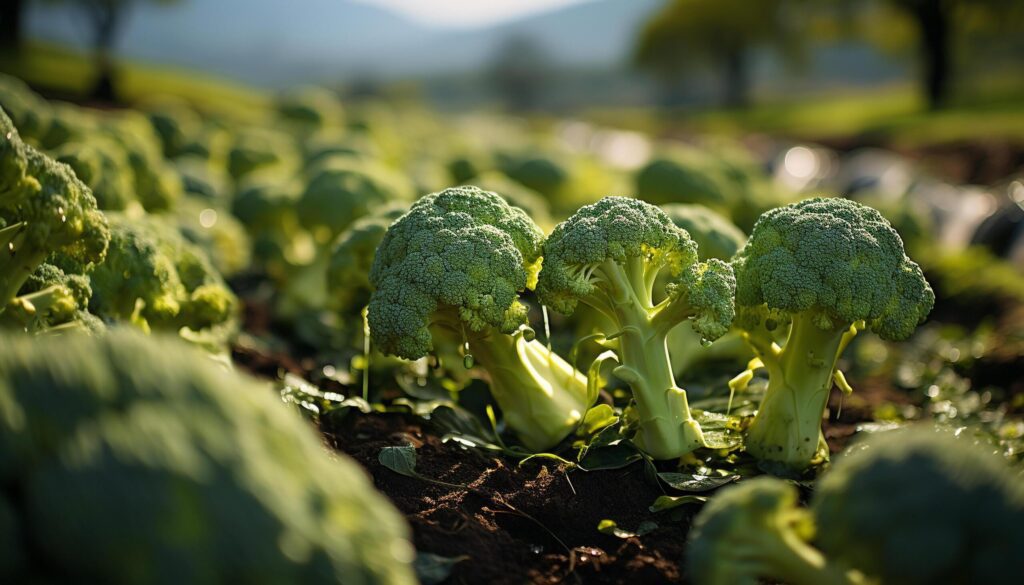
[
  {"xmin": 0, "ymin": 42, "xmax": 269, "ymax": 118},
  {"xmin": 586, "ymin": 78, "xmax": 1024, "ymax": 146}
]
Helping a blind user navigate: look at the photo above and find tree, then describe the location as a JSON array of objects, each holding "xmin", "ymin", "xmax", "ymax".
[
  {"xmin": 0, "ymin": 1, "xmax": 26, "ymax": 52},
  {"xmin": 633, "ymin": 0, "xmax": 803, "ymax": 108},
  {"xmin": 853, "ymin": 0, "xmax": 1023, "ymax": 110},
  {"xmin": 46, "ymin": 0, "xmax": 178, "ymax": 101},
  {"xmin": 486, "ymin": 35, "xmax": 554, "ymax": 112}
]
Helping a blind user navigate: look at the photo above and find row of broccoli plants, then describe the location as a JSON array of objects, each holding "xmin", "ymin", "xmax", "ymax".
[{"xmin": 357, "ymin": 186, "xmax": 933, "ymax": 474}]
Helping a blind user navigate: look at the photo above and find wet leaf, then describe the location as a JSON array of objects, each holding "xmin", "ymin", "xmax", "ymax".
[
  {"xmin": 579, "ymin": 404, "xmax": 618, "ymax": 435},
  {"xmin": 578, "ymin": 443, "xmax": 642, "ymax": 471},
  {"xmin": 657, "ymin": 472, "xmax": 740, "ymax": 493},
  {"xmin": 650, "ymin": 495, "xmax": 708, "ymax": 513}
]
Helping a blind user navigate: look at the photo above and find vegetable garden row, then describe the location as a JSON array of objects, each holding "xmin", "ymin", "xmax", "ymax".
[{"xmin": 0, "ymin": 73, "xmax": 1021, "ymax": 584}]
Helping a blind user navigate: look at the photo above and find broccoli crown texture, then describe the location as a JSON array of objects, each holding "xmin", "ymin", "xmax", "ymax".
[
  {"xmin": 733, "ymin": 197, "xmax": 933, "ymax": 339},
  {"xmin": 1, "ymin": 109, "xmax": 109, "ymax": 307},
  {"xmin": 0, "ymin": 330, "xmax": 415, "ymax": 585},
  {"xmin": 368, "ymin": 186, "xmax": 543, "ymax": 360},
  {"xmin": 814, "ymin": 427, "xmax": 1024, "ymax": 585},
  {"xmin": 536, "ymin": 195, "xmax": 698, "ymax": 316}
]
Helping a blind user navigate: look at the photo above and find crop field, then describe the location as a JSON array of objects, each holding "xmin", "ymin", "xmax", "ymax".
[{"xmin": 0, "ymin": 55, "xmax": 1022, "ymax": 585}]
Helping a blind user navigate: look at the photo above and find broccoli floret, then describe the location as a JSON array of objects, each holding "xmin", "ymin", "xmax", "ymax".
[
  {"xmin": 0, "ymin": 74, "xmax": 51, "ymax": 144},
  {"xmin": 144, "ymin": 97, "xmax": 204, "ymax": 159},
  {"xmin": 276, "ymin": 86, "xmax": 344, "ymax": 129},
  {"xmin": 297, "ymin": 158, "xmax": 413, "ymax": 246},
  {"xmin": 537, "ymin": 196, "xmax": 736, "ymax": 459},
  {"xmin": 2, "ymin": 263, "xmax": 95, "ymax": 333},
  {"xmin": 369, "ymin": 186, "xmax": 590, "ymax": 451},
  {"xmin": 660, "ymin": 204, "xmax": 750, "ymax": 378},
  {"xmin": 53, "ymin": 136, "xmax": 137, "ymax": 210},
  {"xmin": 227, "ymin": 127, "xmax": 296, "ymax": 181},
  {"xmin": 326, "ymin": 203, "xmax": 407, "ymax": 316},
  {"xmin": 174, "ymin": 197, "xmax": 252, "ymax": 278},
  {"xmin": 464, "ymin": 172, "xmax": 553, "ymax": 232},
  {"xmin": 89, "ymin": 214, "xmax": 237, "ymax": 338},
  {"xmin": 731, "ymin": 197, "xmax": 934, "ymax": 472},
  {"xmin": 814, "ymin": 427, "xmax": 1024, "ymax": 584},
  {"xmin": 0, "ymin": 109, "xmax": 110, "ymax": 312},
  {"xmin": 499, "ymin": 154, "xmax": 568, "ymax": 199},
  {"xmin": 103, "ymin": 111, "xmax": 184, "ymax": 212},
  {"xmin": 635, "ymin": 151, "xmax": 734, "ymax": 210},
  {"xmin": 0, "ymin": 330, "xmax": 416, "ymax": 585},
  {"xmin": 687, "ymin": 427, "xmax": 1024, "ymax": 585}
]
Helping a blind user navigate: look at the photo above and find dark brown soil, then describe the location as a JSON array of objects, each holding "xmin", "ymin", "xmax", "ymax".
[{"xmin": 322, "ymin": 413, "xmax": 690, "ymax": 585}]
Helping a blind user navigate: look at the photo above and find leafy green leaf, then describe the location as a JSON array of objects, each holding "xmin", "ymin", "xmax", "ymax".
[
  {"xmin": 649, "ymin": 495, "xmax": 708, "ymax": 513},
  {"xmin": 579, "ymin": 403, "xmax": 618, "ymax": 435},
  {"xmin": 378, "ymin": 445, "xmax": 418, "ymax": 478},
  {"xmin": 578, "ymin": 444, "xmax": 642, "ymax": 471}
]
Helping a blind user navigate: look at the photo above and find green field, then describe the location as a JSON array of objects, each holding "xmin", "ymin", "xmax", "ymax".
[
  {"xmin": 586, "ymin": 78, "xmax": 1024, "ymax": 146},
  {"xmin": 0, "ymin": 42, "xmax": 269, "ymax": 117}
]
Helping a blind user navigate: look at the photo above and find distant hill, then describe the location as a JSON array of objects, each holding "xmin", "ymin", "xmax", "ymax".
[{"xmin": 25, "ymin": 0, "xmax": 663, "ymax": 86}]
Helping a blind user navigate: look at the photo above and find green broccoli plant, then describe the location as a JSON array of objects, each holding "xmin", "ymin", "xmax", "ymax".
[
  {"xmin": 537, "ymin": 196, "xmax": 736, "ymax": 459},
  {"xmin": 0, "ymin": 108, "xmax": 109, "ymax": 312},
  {"xmin": 368, "ymin": 186, "xmax": 590, "ymax": 451},
  {"xmin": 731, "ymin": 197, "xmax": 934, "ymax": 472},
  {"xmin": 53, "ymin": 136, "xmax": 137, "ymax": 210},
  {"xmin": 326, "ymin": 203, "xmax": 407, "ymax": 319},
  {"xmin": 0, "ymin": 330, "xmax": 416, "ymax": 585},
  {"xmin": 687, "ymin": 427, "xmax": 1024, "ymax": 585},
  {"xmin": 89, "ymin": 214, "xmax": 237, "ymax": 341}
]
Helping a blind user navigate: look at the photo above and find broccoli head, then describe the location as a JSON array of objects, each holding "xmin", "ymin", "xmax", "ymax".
[
  {"xmin": 687, "ymin": 427, "xmax": 1024, "ymax": 585},
  {"xmin": 499, "ymin": 154, "xmax": 568, "ymax": 199},
  {"xmin": 277, "ymin": 86, "xmax": 344, "ymax": 129},
  {"xmin": 369, "ymin": 186, "xmax": 589, "ymax": 451},
  {"xmin": 2, "ymin": 262, "xmax": 96, "ymax": 333},
  {"xmin": 0, "ymin": 330, "xmax": 415, "ymax": 585},
  {"xmin": 298, "ymin": 159, "xmax": 413, "ymax": 245},
  {"xmin": 814, "ymin": 427, "xmax": 1024, "ymax": 585},
  {"xmin": 732, "ymin": 197, "xmax": 934, "ymax": 472},
  {"xmin": 326, "ymin": 203, "xmax": 407, "ymax": 315},
  {"xmin": 538, "ymin": 196, "xmax": 736, "ymax": 459},
  {"xmin": 635, "ymin": 151, "xmax": 733, "ymax": 210},
  {"xmin": 53, "ymin": 136, "xmax": 137, "ymax": 210},
  {"xmin": 0, "ymin": 109, "xmax": 109, "ymax": 310}
]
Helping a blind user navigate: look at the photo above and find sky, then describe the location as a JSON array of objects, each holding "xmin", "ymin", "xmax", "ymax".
[{"xmin": 354, "ymin": 0, "xmax": 592, "ymax": 28}]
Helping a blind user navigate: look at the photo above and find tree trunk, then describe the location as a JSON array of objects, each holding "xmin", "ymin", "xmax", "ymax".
[
  {"xmin": 722, "ymin": 48, "xmax": 749, "ymax": 109},
  {"xmin": 86, "ymin": 2, "xmax": 126, "ymax": 103},
  {"xmin": 913, "ymin": 0, "xmax": 951, "ymax": 110},
  {"xmin": 0, "ymin": 0, "xmax": 25, "ymax": 52}
]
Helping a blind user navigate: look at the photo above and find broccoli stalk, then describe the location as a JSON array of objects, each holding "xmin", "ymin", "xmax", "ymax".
[
  {"xmin": 463, "ymin": 326, "xmax": 588, "ymax": 450},
  {"xmin": 538, "ymin": 197, "xmax": 736, "ymax": 460},
  {"xmin": 368, "ymin": 186, "xmax": 591, "ymax": 451},
  {"xmin": 732, "ymin": 198, "xmax": 934, "ymax": 472}
]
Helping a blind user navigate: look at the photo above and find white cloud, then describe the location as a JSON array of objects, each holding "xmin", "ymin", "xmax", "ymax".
[{"xmin": 354, "ymin": 0, "xmax": 592, "ymax": 28}]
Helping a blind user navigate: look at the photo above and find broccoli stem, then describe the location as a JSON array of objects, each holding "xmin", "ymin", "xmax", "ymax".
[
  {"xmin": 746, "ymin": 314, "xmax": 846, "ymax": 470},
  {"xmin": 2, "ymin": 284, "xmax": 73, "ymax": 330},
  {"xmin": 744, "ymin": 526, "xmax": 865, "ymax": 585},
  {"xmin": 0, "ymin": 232, "xmax": 49, "ymax": 313},
  {"xmin": 467, "ymin": 329, "xmax": 589, "ymax": 452},
  {"xmin": 590, "ymin": 258, "xmax": 704, "ymax": 459}
]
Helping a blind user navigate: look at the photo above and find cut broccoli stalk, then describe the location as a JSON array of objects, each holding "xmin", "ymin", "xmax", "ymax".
[
  {"xmin": 732, "ymin": 198, "xmax": 935, "ymax": 472},
  {"xmin": 538, "ymin": 197, "xmax": 735, "ymax": 460},
  {"xmin": 466, "ymin": 327, "xmax": 589, "ymax": 451}
]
